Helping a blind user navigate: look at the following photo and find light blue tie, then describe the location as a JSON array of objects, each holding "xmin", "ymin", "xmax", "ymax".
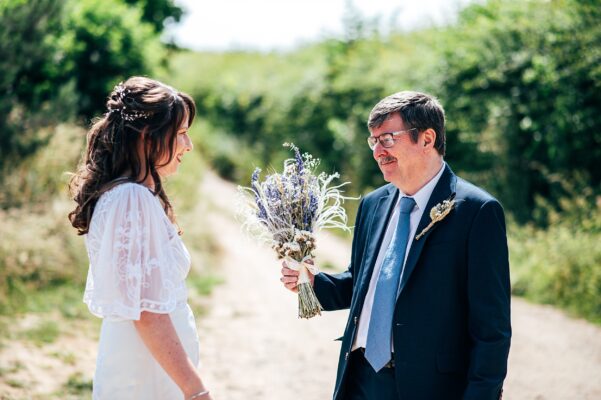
[{"xmin": 365, "ymin": 196, "xmax": 415, "ymax": 372}]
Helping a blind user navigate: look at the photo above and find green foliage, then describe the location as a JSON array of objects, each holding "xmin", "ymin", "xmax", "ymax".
[
  {"xmin": 58, "ymin": 0, "xmax": 166, "ymax": 118},
  {"xmin": 164, "ymin": 18, "xmax": 461, "ymax": 198},
  {"xmin": 510, "ymin": 172, "xmax": 601, "ymax": 322},
  {"xmin": 0, "ymin": 0, "xmax": 72, "ymax": 169},
  {"xmin": 167, "ymin": 0, "xmax": 600, "ymax": 219},
  {"xmin": 162, "ymin": 0, "xmax": 600, "ymax": 322},
  {"xmin": 0, "ymin": 124, "xmax": 84, "ymax": 208},
  {"xmin": 510, "ymin": 197, "xmax": 601, "ymax": 323},
  {"xmin": 440, "ymin": 0, "xmax": 601, "ymax": 222},
  {"xmin": 122, "ymin": 0, "xmax": 183, "ymax": 33},
  {"xmin": 63, "ymin": 372, "xmax": 93, "ymax": 396},
  {"xmin": 0, "ymin": 204, "xmax": 88, "ymax": 315},
  {"xmin": 165, "ymin": 27, "xmax": 441, "ymax": 195},
  {"xmin": 0, "ymin": 0, "xmax": 61, "ymax": 104},
  {"xmin": 0, "ymin": 125, "xmax": 87, "ymax": 313},
  {"xmin": 0, "ymin": 0, "xmax": 172, "ymax": 172}
]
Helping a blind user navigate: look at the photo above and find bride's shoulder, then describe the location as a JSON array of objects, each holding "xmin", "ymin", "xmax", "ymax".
[
  {"xmin": 90, "ymin": 182, "xmax": 164, "ymax": 236},
  {"xmin": 95, "ymin": 182, "xmax": 158, "ymax": 215},
  {"xmin": 102, "ymin": 181, "xmax": 153, "ymax": 202}
]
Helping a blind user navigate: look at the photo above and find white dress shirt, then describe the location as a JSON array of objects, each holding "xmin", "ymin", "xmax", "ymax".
[{"xmin": 352, "ymin": 162, "xmax": 446, "ymax": 351}]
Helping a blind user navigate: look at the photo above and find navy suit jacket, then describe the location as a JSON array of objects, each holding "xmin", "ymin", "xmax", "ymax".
[{"xmin": 314, "ymin": 164, "xmax": 511, "ymax": 400}]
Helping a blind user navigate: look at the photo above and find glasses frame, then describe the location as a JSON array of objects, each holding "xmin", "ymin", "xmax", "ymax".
[{"xmin": 367, "ymin": 128, "xmax": 417, "ymax": 150}]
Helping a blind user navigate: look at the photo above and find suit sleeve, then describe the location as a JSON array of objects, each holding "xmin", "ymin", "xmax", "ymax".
[
  {"xmin": 313, "ymin": 198, "xmax": 365, "ymax": 311},
  {"xmin": 464, "ymin": 200, "xmax": 512, "ymax": 400}
]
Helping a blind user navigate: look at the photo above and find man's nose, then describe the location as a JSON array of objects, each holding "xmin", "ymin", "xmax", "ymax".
[{"xmin": 373, "ymin": 140, "xmax": 387, "ymax": 157}]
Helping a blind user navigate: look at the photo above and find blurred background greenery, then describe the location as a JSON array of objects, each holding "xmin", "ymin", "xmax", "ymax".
[{"xmin": 0, "ymin": 0, "xmax": 599, "ymax": 330}]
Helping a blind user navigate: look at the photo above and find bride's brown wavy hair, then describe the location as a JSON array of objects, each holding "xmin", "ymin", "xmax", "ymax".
[{"xmin": 68, "ymin": 76, "xmax": 196, "ymax": 235}]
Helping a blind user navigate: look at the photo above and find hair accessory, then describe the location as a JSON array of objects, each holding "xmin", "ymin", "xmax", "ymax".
[
  {"xmin": 106, "ymin": 83, "xmax": 153, "ymax": 122},
  {"xmin": 121, "ymin": 109, "xmax": 152, "ymax": 121},
  {"xmin": 114, "ymin": 83, "xmax": 129, "ymax": 103}
]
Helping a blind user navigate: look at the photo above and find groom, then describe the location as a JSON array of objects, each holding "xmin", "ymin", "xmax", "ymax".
[{"xmin": 281, "ymin": 91, "xmax": 511, "ymax": 400}]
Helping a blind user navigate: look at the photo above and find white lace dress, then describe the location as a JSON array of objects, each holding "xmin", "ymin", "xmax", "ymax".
[{"xmin": 84, "ymin": 183, "xmax": 200, "ymax": 399}]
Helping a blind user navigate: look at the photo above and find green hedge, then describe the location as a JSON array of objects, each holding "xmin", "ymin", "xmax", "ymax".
[{"xmin": 510, "ymin": 191, "xmax": 601, "ymax": 323}]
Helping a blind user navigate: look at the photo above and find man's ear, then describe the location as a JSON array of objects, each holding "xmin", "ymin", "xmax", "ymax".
[{"xmin": 422, "ymin": 128, "xmax": 437, "ymax": 148}]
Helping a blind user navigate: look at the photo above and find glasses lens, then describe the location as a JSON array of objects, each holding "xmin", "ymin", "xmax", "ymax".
[
  {"xmin": 380, "ymin": 133, "xmax": 394, "ymax": 147},
  {"xmin": 367, "ymin": 137, "xmax": 377, "ymax": 149}
]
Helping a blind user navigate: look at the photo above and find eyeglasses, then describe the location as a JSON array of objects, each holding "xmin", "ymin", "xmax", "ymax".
[{"xmin": 367, "ymin": 128, "xmax": 417, "ymax": 150}]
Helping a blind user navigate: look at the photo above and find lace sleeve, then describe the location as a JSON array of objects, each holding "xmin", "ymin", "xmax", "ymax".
[{"xmin": 84, "ymin": 184, "xmax": 179, "ymax": 320}]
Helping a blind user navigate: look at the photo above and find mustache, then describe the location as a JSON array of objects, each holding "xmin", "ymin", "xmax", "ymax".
[{"xmin": 378, "ymin": 155, "xmax": 397, "ymax": 165}]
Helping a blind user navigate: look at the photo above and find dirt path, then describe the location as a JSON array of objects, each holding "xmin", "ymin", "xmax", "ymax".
[
  {"xmin": 198, "ymin": 170, "xmax": 601, "ymax": 400},
  {"xmin": 196, "ymin": 172, "xmax": 348, "ymax": 400}
]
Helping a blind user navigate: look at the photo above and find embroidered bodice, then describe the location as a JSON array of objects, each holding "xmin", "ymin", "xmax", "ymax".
[{"xmin": 83, "ymin": 183, "xmax": 191, "ymax": 321}]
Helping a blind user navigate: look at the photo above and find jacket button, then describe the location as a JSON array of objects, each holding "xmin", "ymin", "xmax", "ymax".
[
  {"xmin": 345, "ymin": 352, "xmax": 349, "ymax": 361},
  {"xmin": 354, "ymin": 316, "xmax": 358, "ymax": 324}
]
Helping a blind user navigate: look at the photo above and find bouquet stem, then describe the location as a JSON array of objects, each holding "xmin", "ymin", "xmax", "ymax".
[{"xmin": 297, "ymin": 264, "xmax": 323, "ymax": 319}]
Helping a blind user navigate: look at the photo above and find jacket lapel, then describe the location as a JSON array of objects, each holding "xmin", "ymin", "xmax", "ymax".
[
  {"xmin": 398, "ymin": 165, "xmax": 457, "ymax": 295},
  {"xmin": 357, "ymin": 185, "xmax": 398, "ymax": 296}
]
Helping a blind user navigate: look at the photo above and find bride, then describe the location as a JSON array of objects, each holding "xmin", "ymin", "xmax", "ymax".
[{"xmin": 68, "ymin": 76, "xmax": 212, "ymax": 400}]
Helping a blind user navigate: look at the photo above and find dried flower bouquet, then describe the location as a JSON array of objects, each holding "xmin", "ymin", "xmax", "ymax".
[{"xmin": 238, "ymin": 143, "xmax": 351, "ymax": 318}]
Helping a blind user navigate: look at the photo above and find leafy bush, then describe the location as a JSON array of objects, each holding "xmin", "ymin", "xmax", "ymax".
[
  {"xmin": 440, "ymin": 0, "xmax": 601, "ymax": 222},
  {"xmin": 0, "ymin": 0, "xmax": 176, "ymax": 172},
  {"xmin": 0, "ymin": 0, "xmax": 212, "ymax": 320},
  {"xmin": 0, "ymin": 124, "xmax": 84, "ymax": 209},
  {"xmin": 57, "ymin": 0, "xmax": 166, "ymax": 118},
  {"xmin": 510, "ymin": 188, "xmax": 601, "ymax": 323},
  {"xmin": 0, "ymin": 125, "xmax": 87, "ymax": 313},
  {"xmin": 166, "ymin": 0, "xmax": 600, "ymax": 221},
  {"xmin": 0, "ymin": 0, "xmax": 71, "ymax": 169},
  {"xmin": 0, "ymin": 203, "xmax": 88, "ymax": 314},
  {"xmin": 122, "ymin": 0, "xmax": 183, "ymax": 34}
]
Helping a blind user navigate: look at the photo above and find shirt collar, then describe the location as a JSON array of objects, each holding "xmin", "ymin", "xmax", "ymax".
[{"xmin": 397, "ymin": 161, "xmax": 446, "ymax": 212}]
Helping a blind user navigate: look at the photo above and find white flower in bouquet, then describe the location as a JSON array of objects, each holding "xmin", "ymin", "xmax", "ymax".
[{"xmin": 238, "ymin": 143, "xmax": 352, "ymax": 318}]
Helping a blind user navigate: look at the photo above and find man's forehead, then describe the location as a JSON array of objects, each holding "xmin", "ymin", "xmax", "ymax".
[{"xmin": 370, "ymin": 113, "xmax": 406, "ymax": 133}]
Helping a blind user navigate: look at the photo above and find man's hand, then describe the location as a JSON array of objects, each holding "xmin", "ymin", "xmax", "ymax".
[{"xmin": 280, "ymin": 259, "xmax": 316, "ymax": 292}]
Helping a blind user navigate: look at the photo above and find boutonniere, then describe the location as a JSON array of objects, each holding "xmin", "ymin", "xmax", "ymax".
[{"xmin": 415, "ymin": 194, "xmax": 456, "ymax": 240}]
